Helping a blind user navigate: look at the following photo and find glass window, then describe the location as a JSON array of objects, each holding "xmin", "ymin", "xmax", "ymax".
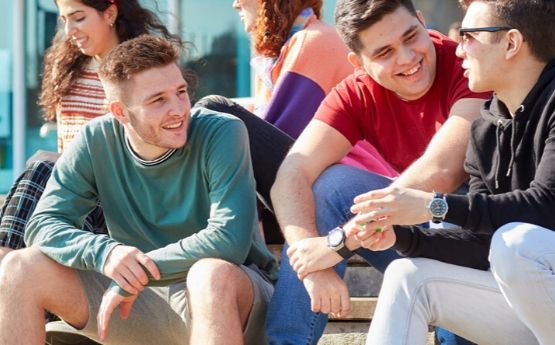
[
  {"xmin": 179, "ymin": 0, "xmax": 251, "ymax": 101},
  {"xmin": 26, "ymin": 0, "xmax": 58, "ymax": 161},
  {"xmin": 0, "ymin": 0, "xmax": 15, "ymax": 192}
]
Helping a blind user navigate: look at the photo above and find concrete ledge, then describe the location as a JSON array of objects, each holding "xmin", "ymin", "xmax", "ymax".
[
  {"xmin": 319, "ymin": 323, "xmax": 436, "ymax": 345},
  {"xmin": 319, "ymin": 322, "xmax": 369, "ymax": 345},
  {"xmin": 330, "ymin": 297, "xmax": 377, "ymax": 321}
]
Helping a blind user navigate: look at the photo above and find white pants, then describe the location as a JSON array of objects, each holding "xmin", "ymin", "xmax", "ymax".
[{"xmin": 367, "ymin": 222, "xmax": 555, "ymax": 345}]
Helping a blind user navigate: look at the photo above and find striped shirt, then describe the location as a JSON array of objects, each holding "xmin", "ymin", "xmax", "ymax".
[{"xmin": 57, "ymin": 59, "xmax": 107, "ymax": 152}]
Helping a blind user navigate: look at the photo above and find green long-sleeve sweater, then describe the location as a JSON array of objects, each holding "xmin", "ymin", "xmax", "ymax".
[{"xmin": 25, "ymin": 108, "xmax": 278, "ymax": 293}]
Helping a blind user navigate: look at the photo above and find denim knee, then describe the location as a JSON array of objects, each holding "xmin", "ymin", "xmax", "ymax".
[
  {"xmin": 312, "ymin": 165, "xmax": 391, "ymax": 235},
  {"xmin": 312, "ymin": 166, "xmax": 354, "ymax": 234}
]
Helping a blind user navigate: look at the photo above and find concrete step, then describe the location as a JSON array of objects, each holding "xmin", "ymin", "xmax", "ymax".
[
  {"xmin": 319, "ymin": 322, "xmax": 437, "ymax": 345},
  {"xmin": 329, "ymin": 297, "xmax": 377, "ymax": 321},
  {"xmin": 319, "ymin": 321, "xmax": 370, "ymax": 345}
]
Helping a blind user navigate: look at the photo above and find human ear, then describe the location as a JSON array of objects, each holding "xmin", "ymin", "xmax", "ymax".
[
  {"xmin": 347, "ymin": 52, "xmax": 363, "ymax": 69},
  {"xmin": 104, "ymin": 4, "xmax": 118, "ymax": 26},
  {"xmin": 505, "ymin": 29, "xmax": 523, "ymax": 60},
  {"xmin": 110, "ymin": 101, "xmax": 128, "ymax": 124}
]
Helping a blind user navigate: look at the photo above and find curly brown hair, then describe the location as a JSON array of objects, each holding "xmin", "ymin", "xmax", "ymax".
[
  {"xmin": 39, "ymin": 0, "xmax": 182, "ymax": 121},
  {"xmin": 253, "ymin": 0, "xmax": 323, "ymax": 58}
]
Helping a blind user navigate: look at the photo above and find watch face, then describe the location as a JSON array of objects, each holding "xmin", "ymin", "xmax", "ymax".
[
  {"xmin": 327, "ymin": 228, "xmax": 345, "ymax": 247},
  {"xmin": 429, "ymin": 199, "xmax": 448, "ymax": 217}
]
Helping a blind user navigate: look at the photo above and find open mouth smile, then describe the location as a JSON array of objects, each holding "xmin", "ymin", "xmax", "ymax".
[{"xmin": 162, "ymin": 121, "xmax": 183, "ymax": 130}]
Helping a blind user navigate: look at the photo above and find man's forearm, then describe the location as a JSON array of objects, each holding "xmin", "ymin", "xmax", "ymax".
[
  {"xmin": 392, "ymin": 102, "xmax": 482, "ymax": 192},
  {"xmin": 391, "ymin": 157, "xmax": 467, "ymax": 192},
  {"xmin": 271, "ymin": 169, "xmax": 320, "ymax": 244}
]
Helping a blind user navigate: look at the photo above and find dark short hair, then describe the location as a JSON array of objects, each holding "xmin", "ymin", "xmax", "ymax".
[
  {"xmin": 459, "ymin": 0, "xmax": 555, "ymax": 62},
  {"xmin": 335, "ymin": 0, "xmax": 417, "ymax": 53},
  {"xmin": 99, "ymin": 34, "xmax": 179, "ymax": 85}
]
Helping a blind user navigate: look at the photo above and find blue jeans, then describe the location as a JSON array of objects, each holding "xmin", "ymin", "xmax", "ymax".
[{"xmin": 266, "ymin": 165, "xmax": 475, "ymax": 345}]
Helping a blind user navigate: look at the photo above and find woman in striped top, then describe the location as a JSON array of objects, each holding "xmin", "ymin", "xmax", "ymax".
[{"xmin": 0, "ymin": 0, "xmax": 181, "ymax": 259}]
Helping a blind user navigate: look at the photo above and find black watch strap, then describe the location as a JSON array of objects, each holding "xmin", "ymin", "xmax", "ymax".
[{"xmin": 337, "ymin": 245, "xmax": 355, "ymax": 260}]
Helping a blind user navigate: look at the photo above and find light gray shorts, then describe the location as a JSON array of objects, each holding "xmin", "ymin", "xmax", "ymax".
[{"xmin": 53, "ymin": 265, "xmax": 273, "ymax": 345}]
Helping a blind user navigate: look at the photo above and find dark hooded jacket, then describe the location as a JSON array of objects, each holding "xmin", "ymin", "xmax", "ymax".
[{"xmin": 393, "ymin": 60, "xmax": 555, "ymax": 270}]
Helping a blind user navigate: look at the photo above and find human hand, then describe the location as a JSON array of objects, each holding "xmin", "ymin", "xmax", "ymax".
[
  {"xmin": 350, "ymin": 186, "xmax": 433, "ymax": 230},
  {"xmin": 26, "ymin": 150, "xmax": 60, "ymax": 166},
  {"xmin": 352, "ymin": 224, "xmax": 397, "ymax": 251},
  {"xmin": 302, "ymin": 269, "xmax": 351, "ymax": 318},
  {"xmin": 287, "ymin": 237, "xmax": 342, "ymax": 280},
  {"xmin": 97, "ymin": 288, "xmax": 138, "ymax": 341},
  {"xmin": 102, "ymin": 245, "xmax": 160, "ymax": 295}
]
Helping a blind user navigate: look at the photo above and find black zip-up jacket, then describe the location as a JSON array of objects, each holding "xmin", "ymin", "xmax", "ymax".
[{"xmin": 394, "ymin": 59, "xmax": 555, "ymax": 270}]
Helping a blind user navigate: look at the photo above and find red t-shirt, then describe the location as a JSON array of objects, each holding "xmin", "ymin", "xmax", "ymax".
[{"xmin": 315, "ymin": 31, "xmax": 490, "ymax": 173}]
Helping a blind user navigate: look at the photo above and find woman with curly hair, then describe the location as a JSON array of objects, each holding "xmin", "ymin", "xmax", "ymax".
[
  {"xmin": 237, "ymin": 0, "xmax": 354, "ymax": 139},
  {"xmin": 0, "ymin": 0, "xmax": 181, "ymax": 260}
]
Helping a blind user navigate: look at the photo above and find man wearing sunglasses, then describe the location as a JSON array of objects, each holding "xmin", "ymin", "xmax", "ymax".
[{"xmin": 349, "ymin": 0, "xmax": 555, "ymax": 343}]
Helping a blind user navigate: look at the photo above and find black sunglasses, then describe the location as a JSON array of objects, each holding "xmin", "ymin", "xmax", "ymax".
[{"xmin": 459, "ymin": 26, "xmax": 513, "ymax": 36}]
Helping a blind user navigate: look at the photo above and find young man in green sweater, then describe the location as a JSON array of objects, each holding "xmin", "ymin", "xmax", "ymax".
[{"xmin": 0, "ymin": 35, "xmax": 278, "ymax": 345}]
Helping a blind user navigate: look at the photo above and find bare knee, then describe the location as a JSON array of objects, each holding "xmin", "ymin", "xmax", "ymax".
[
  {"xmin": 0, "ymin": 248, "xmax": 48, "ymax": 288},
  {"xmin": 187, "ymin": 258, "xmax": 252, "ymax": 302},
  {"xmin": 0, "ymin": 246, "xmax": 13, "ymax": 263}
]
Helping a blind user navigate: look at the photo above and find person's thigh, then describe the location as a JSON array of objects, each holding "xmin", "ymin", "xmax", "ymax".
[
  {"xmin": 368, "ymin": 258, "xmax": 537, "ymax": 345},
  {"xmin": 312, "ymin": 164, "xmax": 393, "ymax": 234},
  {"xmin": 490, "ymin": 222, "xmax": 555, "ymax": 343},
  {"xmin": 0, "ymin": 247, "xmax": 89, "ymax": 345},
  {"xmin": 67, "ymin": 271, "xmax": 189, "ymax": 345},
  {"xmin": 240, "ymin": 265, "xmax": 274, "ymax": 345}
]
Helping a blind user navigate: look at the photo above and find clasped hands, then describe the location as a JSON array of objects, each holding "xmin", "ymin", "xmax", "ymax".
[{"xmin": 97, "ymin": 245, "xmax": 160, "ymax": 341}]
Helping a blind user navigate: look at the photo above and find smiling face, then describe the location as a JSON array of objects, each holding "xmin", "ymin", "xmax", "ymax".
[
  {"xmin": 57, "ymin": 0, "xmax": 119, "ymax": 60},
  {"xmin": 118, "ymin": 63, "xmax": 191, "ymax": 160},
  {"xmin": 232, "ymin": 0, "xmax": 260, "ymax": 33},
  {"xmin": 456, "ymin": 2, "xmax": 505, "ymax": 93},
  {"xmin": 349, "ymin": 6, "xmax": 436, "ymax": 101}
]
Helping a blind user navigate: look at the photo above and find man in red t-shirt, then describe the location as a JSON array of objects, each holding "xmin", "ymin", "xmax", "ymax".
[{"xmin": 266, "ymin": 0, "xmax": 490, "ymax": 344}]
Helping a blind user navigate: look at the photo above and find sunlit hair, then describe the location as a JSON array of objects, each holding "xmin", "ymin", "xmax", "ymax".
[
  {"xmin": 335, "ymin": 0, "xmax": 417, "ymax": 54},
  {"xmin": 253, "ymin": 0, "xmax": 322, "ymax": 58},
  {"xmin": 458, "ymin": 0, "xmax": 555, "ymax": 62},
  {"xmin": 99, "ymin": 34, "xmax": 179, "ymax": 86},
  {"xmin": 39, "ymin": 0, "xmax": 182, "ymax": 121}
]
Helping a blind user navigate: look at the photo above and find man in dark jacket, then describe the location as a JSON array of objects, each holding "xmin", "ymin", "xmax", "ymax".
[{"xmin": 345, "ymin": 1, "xmax": 555, "ymax": 344}]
